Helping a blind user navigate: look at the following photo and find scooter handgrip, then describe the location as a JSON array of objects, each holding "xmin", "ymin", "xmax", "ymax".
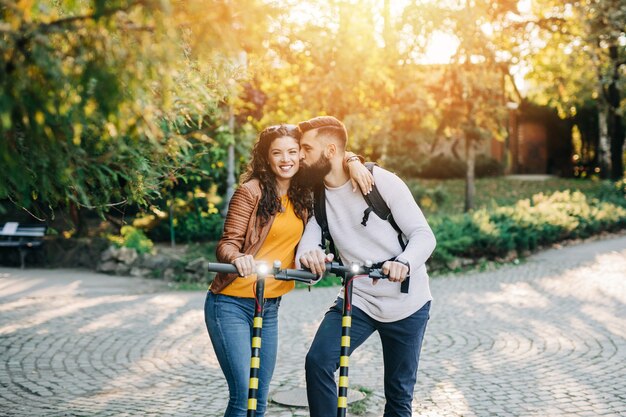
[
  {"xmin": 206, "ymin": 262, "xmax": 239, "ymax": 274},
  {"xmin": 369, "ymin": 269, "xmax": 410, "ymax": 293},
  {"xmin": 274, "ymin": 269, "xmax": 318, "ymax": 283},
  {"xmin": 368, "ymin": 269, "xmax": 389, "ymax": 280}
]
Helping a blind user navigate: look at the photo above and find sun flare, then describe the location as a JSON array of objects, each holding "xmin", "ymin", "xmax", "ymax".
[{"xmin": 419, "ymin": 31, "xmax": 460, "ymax": 64}]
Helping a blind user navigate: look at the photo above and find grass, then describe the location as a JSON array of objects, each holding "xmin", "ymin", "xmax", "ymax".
[
  {"xmin": 348, "ymin": 386, "xmax": 374, "ymax": 415},
  {"xmin": 410, "ymin": 177, "xmax": 614, "ymax": 218},
  {"xmin": 429, "ymin": 253, "xmax": 525, "ymax": 277},
  {"xmin": 167, "ymin": 281, "xmax": 209, "ymax": 291}
]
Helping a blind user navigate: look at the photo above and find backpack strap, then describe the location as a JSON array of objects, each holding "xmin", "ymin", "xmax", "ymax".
[
  {"xmin": 313, "ymin": 184, "xmax": 339, "ymax": 260},
  {"xmin": 362, "ymin": 163, "xmax": 407, "ymax": 251},
  {"xmin": 314, "ymin": 163, "xmax": 408, "ymax": 292},
  {"xmin": 363, "ymin": 163, "xmax": 410, "ymax": 293}
]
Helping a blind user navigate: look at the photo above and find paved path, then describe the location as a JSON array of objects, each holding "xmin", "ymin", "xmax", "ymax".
[{"xmin": 1, "ymin": 235, "xmax": 625, "ymax": 417}]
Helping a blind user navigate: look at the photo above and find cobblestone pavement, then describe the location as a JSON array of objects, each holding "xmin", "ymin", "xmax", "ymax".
[{"xmin": 1, "ymin": 235, "xmax": 625, "ymax": 417}]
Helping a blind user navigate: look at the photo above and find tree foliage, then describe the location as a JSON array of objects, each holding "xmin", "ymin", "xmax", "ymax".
[
  {"xmin": 2, "ymin": 0, "xmax": 622, "ymax": 229},
  {"xmin": 525, "ymin": 0, "xmax": 626, "ymax": 179},
  {"xmin": 2, "ymin": 1, "xmax": 177, "ymax": 215},
  {"xmin": 0, "ymin": 0, "xmax": 270, "ymax": 221},
  {"xmin": 401, "ymin": 0, "xmax": 522, "ymax": 210}
]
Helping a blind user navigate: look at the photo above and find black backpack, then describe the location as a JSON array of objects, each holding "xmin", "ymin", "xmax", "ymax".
[{"xmin": 313, "ymin": 162, "xmax": 409, "ymax": 292}]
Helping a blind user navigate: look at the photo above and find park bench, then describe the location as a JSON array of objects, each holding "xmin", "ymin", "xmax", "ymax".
[{"xmin": 0, "ymin": 222, "xmax": 48, "ymax": 269}]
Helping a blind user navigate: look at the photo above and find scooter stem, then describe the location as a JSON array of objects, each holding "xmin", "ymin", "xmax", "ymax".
[
  {"xmin": 337, "ymin": 270, "xmax": 354, "ymax": 417},
  {"xmin": 247, "ymin": 269, "xmax": 266, "ymax": 417}
]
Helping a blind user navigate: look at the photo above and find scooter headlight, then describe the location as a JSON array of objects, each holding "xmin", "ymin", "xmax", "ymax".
[{"xmin": 257, "ymin": 263, "xmax": 269, "ymax": 275}]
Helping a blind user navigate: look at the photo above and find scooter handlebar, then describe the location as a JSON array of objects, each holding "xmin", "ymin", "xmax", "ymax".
[
  {"xmin": 320, "ymin": 262, "xmax": 393, "ymax": 279},
  {"xmin": 273, "ymin": 269, "xmax": 318, "ymax": 283},
  {"xmin": 206, "ymin": 261, "xmax": 408, "ymax": 291},
  {"xmin": 321, "ymin": 262, "xmax": 409, "ymax": 293},
  {"xmin": 207, "ymin": 262, "xmax": 317, "ymax": 284},
  {"xmin": 367, "ymin": 269, "xmax": 389, "ymax": 280},
  {"xmin": 206, "ymin": 262, "xmax": 239, "ymax": 274}
]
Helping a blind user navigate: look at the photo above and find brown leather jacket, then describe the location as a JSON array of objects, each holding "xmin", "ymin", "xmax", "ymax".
[{"xmin": 210, "ymin": 179, "xmax": 308, "ymax": 294}]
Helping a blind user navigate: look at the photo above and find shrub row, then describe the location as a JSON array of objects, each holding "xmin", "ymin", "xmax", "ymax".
[
  {"xmin": 428, "ymin": 185, "xmax": 626, "ymax": 271},
  {"xmin": 418, "ymin": 155, "xmax": 504, "ymax": 179},
  {"xmin": 148, "ymin": 205, "xmax": 224, "ymax": 243}
]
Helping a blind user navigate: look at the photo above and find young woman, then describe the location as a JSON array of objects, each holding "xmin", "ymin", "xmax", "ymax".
[{"xmin": 204, "ymin": 124, "xmax": 371, "ymax": 417}]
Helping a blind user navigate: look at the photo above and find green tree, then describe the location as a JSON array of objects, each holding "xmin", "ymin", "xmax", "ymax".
[
  {"xmin": 0, "ymin": 0, "xmax": 272, "ymax": 234},
  {"xmin": 250, "ymin": 0, "xmax": 397, "ymax": 156},
  {"xmin": 0, "ymin": 1, "xmax": 191, "ymax": 222},
  {"xmin": 402, "ymin": 0, "xmax": 520, "ymax": 211},
  {"xmin": 170, "ymin": 0, "xmax": 277, "ymax": 210},
  {"xmin": 525, "ymin": 0, "xmax": 625, "ymax": 179}
]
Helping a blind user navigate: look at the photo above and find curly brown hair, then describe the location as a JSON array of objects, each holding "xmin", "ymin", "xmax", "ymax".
[{"xmin": 241, "ymin": 124, "xmax": 313, "ymax": 225}]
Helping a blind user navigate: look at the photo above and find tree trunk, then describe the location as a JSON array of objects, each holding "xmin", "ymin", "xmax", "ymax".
[
  {"xmin": 507, "ymin": 104, "xmax": 519, "ymax": 174},
  {"xmin": 69, "ymin": 203, "xmax": 86, "ymax": 237},
  {"xmin": 222, "ymin": 110, "xmax": 236, "ymax": 216},
  {"xmin": 378, "ymin": 0, "xmax": 393, "ymax": 165},
  {"xmin": 169, "ymin": 199, "xmax": 175, "ymax": 248},
  {"xmin": 608, "ymin": 108, "xmax": 625, "ymax": 180},
  {"xmin": 598, "ymin": 105, "xmax": 611, "ymax": 178},
  {"xmin": 464, "ymin": 137, "xmax": 476, "ymax": 212},
  {"xmin": 222, "ymin": 52, "xmax": 247, "ymax": 215},
  {"xmin": 607, "ymin": 45, "xmax": 624, "ymax": 180},
  {"xmin": 225, "ymin": 143, "xmax": 235, "ymax": 201}
]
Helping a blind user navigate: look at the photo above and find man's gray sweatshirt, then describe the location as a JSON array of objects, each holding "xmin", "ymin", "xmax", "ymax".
[{"xmin": 296, "ymin": 166, "xmax": 436, "ymax": 322}]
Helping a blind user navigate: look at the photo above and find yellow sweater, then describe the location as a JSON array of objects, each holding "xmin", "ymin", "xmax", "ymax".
[{"xmin": 219, "ymin": 195, "xmax": 303, "ymax": 298}]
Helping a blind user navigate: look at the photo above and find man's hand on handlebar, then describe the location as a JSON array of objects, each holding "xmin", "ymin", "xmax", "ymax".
[
  {"xmin": 381, "ymin": 260, "xmax": 409, "ymax": 283},
  {"xmin": 233, "ymin": 254, "xmax": 256, "ymax": 277},
  {"xmin": 299, "ymin": 250, "xmax": 334, "ymax": 276}
]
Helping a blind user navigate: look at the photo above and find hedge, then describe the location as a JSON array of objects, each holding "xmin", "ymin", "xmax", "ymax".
[{"xmin": 428, "ymin": 184, "xmax": 626, "ymax": 271}]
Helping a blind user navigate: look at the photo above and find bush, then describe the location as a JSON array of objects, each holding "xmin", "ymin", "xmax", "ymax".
[
  {"xmin": 146, "ymin": 199, "xmax": 225, "ymax": 243},
  {"xmin": 174, "ymin": 211, "xmax": 224, "ymax": 242},
  {"xmin": 406, "ymin": 180, "xmax": 449, "ymax": 212},
  {"xmin": 418, "ymin": 155, "xmax": 504, "ymax": 179},
  {"xmin": 418, "ymin": 155, "xmax": 466, "ymax": 179},
  {"xmin": 108, "ymin": 226, "xmax": 154, "ymax": 254},
  {"xmin": 149, "ymin": 211, "xmax": 224, "ymax": 243},
  {"xmin": 386, "ymin": 155, "xmax": 424, "ymax": 178},
  {"xmin": 475, "ymin": 155, "xmax": 504, "ymax": 177},
  {"xmin": 584, "ymin": 179, "xmax": 626, "ymax": 207},
  {"xmin": 429, "ymin": 188, "xmax": 626, "ymax": 270}
]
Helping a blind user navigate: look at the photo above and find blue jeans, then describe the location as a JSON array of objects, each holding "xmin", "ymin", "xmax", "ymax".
[
  {"xmin": 306, "ymin": 298, "xmax": 431, "ymax": 417},
  {"xmin": 204, "ymin": 292, "xmax": 281, "ymax": 417}
]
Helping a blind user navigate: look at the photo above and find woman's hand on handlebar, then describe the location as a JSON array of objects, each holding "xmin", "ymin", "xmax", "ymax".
[
  {"xmin": 299, "ymin": 250, "xmax": 334, "ymax": 276},
  {"xmin": 233, "ymin": 255, "xmax": 256, "ymax": 277}
]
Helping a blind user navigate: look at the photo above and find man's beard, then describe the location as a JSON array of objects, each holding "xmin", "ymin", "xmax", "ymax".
[{"xmin": 299, "ymin": 154, "xmax": 332, "ymax": 187}]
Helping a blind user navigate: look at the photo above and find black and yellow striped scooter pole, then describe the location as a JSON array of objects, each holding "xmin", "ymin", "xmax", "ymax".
[
  {"xmin": 247, "ymin": 264, "xmax": 268, "ymax": 417},
  {"xmin": 208, "ymin": 261, "xmax": 316, "ymax": 417},
  {"xmin": 337, "ymin": 267, "xmax": 355, "ymax": 417}
]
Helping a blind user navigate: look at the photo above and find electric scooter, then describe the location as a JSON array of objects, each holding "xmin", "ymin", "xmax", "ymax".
[
  {"xmin": 313, "ymin": 261, "xmax": 409, "ymax": 417},
  {"xmin": 206, "ymin": 261, "xmax": 317, "ymax": 417},
  {"xmin": 207, "ymin": 260, "xmax": 406, "ymax": 417}
]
